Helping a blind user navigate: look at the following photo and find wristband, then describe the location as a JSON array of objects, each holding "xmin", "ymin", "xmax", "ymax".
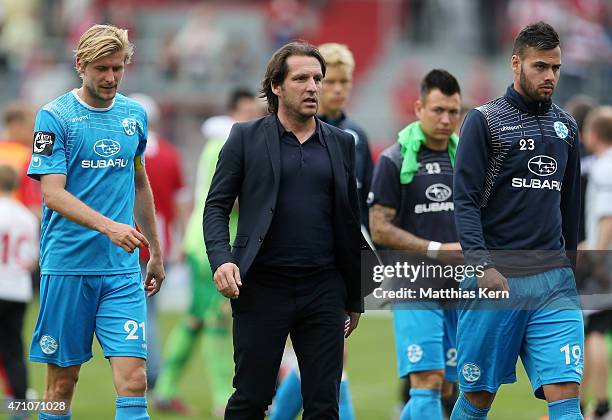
[{"xmin": 426, "ymin": 241, "xmax": 442, "ymax": 259}]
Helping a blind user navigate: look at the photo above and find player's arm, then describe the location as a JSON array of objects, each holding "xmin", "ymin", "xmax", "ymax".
[
  {"xmin": 203, "ymin": 124, "xmax": 245, "ymax": 298},
  {"xmin": 134, "ymin": 160, "xmax": 165, "ymax": 296},
  {"xmin": 368, "ymin": 152, "xmax": 460, "ymax": 255},
  {"xmin": 454, "ymin": 109, "xmax": 508, "ymax": 291},
  {"xmin": 596, "ymin": 217, "xmax": 612, "ymax": 250},
  {"xmin": 560, "ymin": 127, "xmax": 581, "ymax": 254},
  {"xmin": 40, "ymin": 173, "xmax": 149, "ymax": 253},
  {"xmin": 453, "ymin": 109, "xmax": 494, "ymax": 267},
  {"xmin": 369, "ymin": 204, "xmax": 428, "ymax": 251}
]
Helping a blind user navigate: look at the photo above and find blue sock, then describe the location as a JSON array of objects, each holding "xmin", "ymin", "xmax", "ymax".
[
  {"xmin": 548, "ymin": 397, "xmax": 583, "ymax": 420},
  {"xmin": 115, "ymin": 396, "xmax": 148, "ymax": 420},
  {"xmin": 450, "ymin": 392, "xmax": 490, "ymax": 420},
  {"xmin": 400, "ymin": 388, "xmax": 441, "ymax": 420},
  {"xmin": 339, "ymin": 378, "xmax": 355, "ymax": 420},
  {"xmin": 39, "ymin": 412, "xmax": 71, "ymax": 419},
  {"xmin": 269, "ymin": 369, "xmax": 303, "ymax": 420}
]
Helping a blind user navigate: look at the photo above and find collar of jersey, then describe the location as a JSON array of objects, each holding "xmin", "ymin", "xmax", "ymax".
[
  {"xmin": 397, "ymin": 121, "xmax": 458, "ymax": 184},
  {"xmin": 504, "ymin": 84, "xmax": 552, "ymax": 116},
  {"xmin": 71, "ymin": 89, "xmax": 116, "ymax": 111}
]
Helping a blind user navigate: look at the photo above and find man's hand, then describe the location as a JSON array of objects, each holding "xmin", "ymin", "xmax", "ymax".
[
  {"xmin": 344, "ymin": 312, "xmax": 361, "ymax": 338},
  {"xmin": 478, "ymin": 267, "xmax": 509, "ymax": 295},
  {"xmin": 214, "ymin": 262, "xmax": 242, "ymax": 299},
  {"xmin": 105, "ymin": 221, "xmax": 149, "ymax": 253},
  {"xmin": 145, "ymin": 255, "xmax": 165, "ymax": 297}
]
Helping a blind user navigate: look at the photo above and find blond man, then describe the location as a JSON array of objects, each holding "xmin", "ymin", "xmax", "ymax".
[
  {"xmin": 317, "ymin": 43, "xmax": 372, "ymax": 232},
  {"xmin": 27, "ymin": 24, "xmax": 164, "ymax": 420}
]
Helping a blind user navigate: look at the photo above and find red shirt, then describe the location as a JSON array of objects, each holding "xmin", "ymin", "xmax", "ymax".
[{"xmin": 139, "ymin": 133, "xmax": 184, "ymax": 262}]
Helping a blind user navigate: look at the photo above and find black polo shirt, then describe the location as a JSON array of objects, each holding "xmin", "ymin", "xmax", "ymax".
[{"xmin": 253, "ymin": 117, "xmax": 335, "ymax": 270}]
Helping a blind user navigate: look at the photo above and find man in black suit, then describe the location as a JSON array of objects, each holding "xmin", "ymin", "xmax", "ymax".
[{"xmin": 203, "ymin": 41, "xmax": 363, "ymax": 419}]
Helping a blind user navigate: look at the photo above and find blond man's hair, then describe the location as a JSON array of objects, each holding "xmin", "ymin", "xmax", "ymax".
[
  {"xmin": 317, "ymin": 43, "xmax": 355, "ymax": 75},
  {"xmin": 75, "ymin": 24, "xmax": 134, "ymax": 76}
]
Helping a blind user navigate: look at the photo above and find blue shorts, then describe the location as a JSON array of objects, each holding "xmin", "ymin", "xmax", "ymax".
[
  {"xmin": 393, "ymin": 306, "xmax": 458, "ymax": 381},
  {"xmin": 30, "ymin": 272, "xmax": 147, "ymax": 367},
  {"xmin": 456, "ymin": 267, "xmax": 584, "ymax": 399}
]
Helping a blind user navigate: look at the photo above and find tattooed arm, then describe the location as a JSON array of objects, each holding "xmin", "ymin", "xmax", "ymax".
[
  {"xmin": 369, "ymin": 204, "xmax": 461, "ymax": 254},
  {"xmin": 369, "ymin": 204, "xmax": 430, "ymax": 251}
]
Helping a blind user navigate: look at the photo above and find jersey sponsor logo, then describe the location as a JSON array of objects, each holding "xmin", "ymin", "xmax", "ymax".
[
  {"xmin": 407, "ymin": 344, "xmax": 423, "ymax": 363},
  {"xmin": 500, "ymin": 124, "xmax": 522, "ymax": 132},
  {"xmin": 414, "ymin": 202, "xmax": 454, "ymax": 214},
  {"xmin": 554, "ymin": 121, "xmax": 569, "ymax": 139},
  {"xmin": 81, "ymin": 158, "xmax": 129, "ymax": 169},
  {"xmin": 31, "ymin": 156, "xmax": 42, "ymax": 168},
  {"xmin": 511, "ymin": 178, "xmax": 562, "ymax": 191},
  {"xmin": 527, "ymin": 155, "xmax": 557, "ymax": 176},
  {"xmin": 462, "ymin": 362, "xmax": 481, "ymax": 382},
  {"xmin": 39, "ymin": 335, "xmax": 58, "ymax": 355},
  {"xmin": 122, "ymin": 118, "xmax": 137, "ymax": 136},
  {"xmin": 94, "ymin": 139, "xmax": 121, "ymax": 157},
  {"xmin": 33, "ymin": 131, "xmax": 55, "ymax": 156},
  {"xmin": 425, "ymin": 183, "xmax": 452, "ymax": 202}
]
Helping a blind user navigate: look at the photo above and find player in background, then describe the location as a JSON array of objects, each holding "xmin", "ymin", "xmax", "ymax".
[
  {"xmin": 451, "ymin": 22, "xmax": 583, "ymax": 419},
  {"xmin": 26, "ymin": 24, "xmax": 164, "ymax": 420},
  {"xmin": 154, "ymin": 88, "xmax": 262, "ymax": 417},
  {"xmin": 269, "ymin": 42, "xmax": 372, "ymax": 420},
  {"xmin": 369, "ymin": 69, "xmax": 462, "ymax": 420},
  {"xmin": 0, "ymin": 103, "xmax": 41, "ymax": 216},
  {"xmin": 0, "ymin": 164, "xmax": 39, "ymax": 420},
  {"xmin": 128, "ymin": 93, "xmax": 188, "ymax": 397},
  {"xmin": 579, "ymin": 106, "xmax": 612, "ymax": 420}
]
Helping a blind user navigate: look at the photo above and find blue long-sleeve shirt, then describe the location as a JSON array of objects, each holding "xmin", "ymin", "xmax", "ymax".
[{"xmin": 454, "ymin": 85, "xmax": 581, "ymax": 274}]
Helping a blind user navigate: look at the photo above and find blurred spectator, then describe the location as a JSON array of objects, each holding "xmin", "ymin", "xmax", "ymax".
[
  {"xmin": 171, "ymin": 4, "xmax": 227, "ymax": 81},
  {"xmin": 20, "ymin": 50, "xmax": 75, "ymax": 108},
  {"xmin": 129, "ymin": 92, "xmax": 188, "ymax": 395},
  {"xmin": 0, "ymin": 163, "xmax": 39, "ymax": 420},
  {"xmin": 267, "ymin": 0, "xmax": 319, "ymax": 50},
  {"xmin": 580, "ymin": 106, "xmax": 612, "ymax": 419},
  {"xmin": 0, "ymin": 102, "xmax": 41, "ymax": 216},
  {"xmin": 155, "ymin": 88, "xmax": 262, "ymax": 417},
  {"xmin": 0, "ymin": 0, "xmax": 43, "ymax": 72},
  {"xmin": 565, "ymin": 94, "xmax": 599, "ymax": 244},
  {"xmin": 558, "ymin": 1, "xmax": 612, "ymax": 104}
]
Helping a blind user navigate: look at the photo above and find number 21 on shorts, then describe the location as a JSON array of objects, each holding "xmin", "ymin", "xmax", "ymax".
[{"xmin": 124, "ymin": 320, "xmax": 146, "ymax": 341}]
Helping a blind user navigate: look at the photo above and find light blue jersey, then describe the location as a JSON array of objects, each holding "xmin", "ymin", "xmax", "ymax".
[{"xmin": 28, "ymin": 90, "xmax": 147, "ymax": 275}]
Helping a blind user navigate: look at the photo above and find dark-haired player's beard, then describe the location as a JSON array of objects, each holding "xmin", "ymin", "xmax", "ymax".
[{"xmin": 519, "ymin": 65, "xmax": 554, "ymax": 102}]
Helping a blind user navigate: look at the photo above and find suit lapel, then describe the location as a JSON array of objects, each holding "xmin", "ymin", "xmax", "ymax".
[{"xmin": 263, "ymin": 115, "xmax": 280, "ymax": 185}]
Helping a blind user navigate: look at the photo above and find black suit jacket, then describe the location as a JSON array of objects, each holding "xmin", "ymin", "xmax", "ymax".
[{"xmin": 203, "ymin": 114, "xmax": 364, "ymax": 312}]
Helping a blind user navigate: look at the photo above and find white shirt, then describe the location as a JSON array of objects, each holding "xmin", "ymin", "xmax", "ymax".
[
  {"xmin": 586, "ymin": 148, "xmax": 612, "ymax": 249},
  {"xmin": 0, "ymin": 197, "xmax": 38, "ymax": 302}
]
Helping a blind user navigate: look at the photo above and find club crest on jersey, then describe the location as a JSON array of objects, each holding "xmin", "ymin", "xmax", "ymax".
[
  {"xmin": 425, "ymin": 183, "xmax": 452, "ymax": 202},
  {"xmin": 39, "ymin": 335, "xmax": 58, "ymax": 355},
  {"xmin": 94, "ymin": 139, "xmax": 121, "ymax": 157},
  {"xmin": 407, "ymin": 344, "xmax": 423, "ymax": 363},
  {"xmin": 33, "ymin": 131, "xmax": 55, "ymax": 156},
  {"xmin": 528, "ymin": 155, "xmax": 557, "ymax": 176},
  {"xmin": 554, "ymin": 121, "xmax": 569, "ymax": 139},
  {"xmin": 462, "ymin": 363, "xmax": 481, "ymax": 382},
  {"xmin": 122, "ymin": 118, "xmax": 137, "ymax": 136}
]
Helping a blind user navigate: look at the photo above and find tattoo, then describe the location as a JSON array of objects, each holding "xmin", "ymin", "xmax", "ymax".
[{"xmin": 369, "ymin": 204, "xmax": 430, "ymax": 252}]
